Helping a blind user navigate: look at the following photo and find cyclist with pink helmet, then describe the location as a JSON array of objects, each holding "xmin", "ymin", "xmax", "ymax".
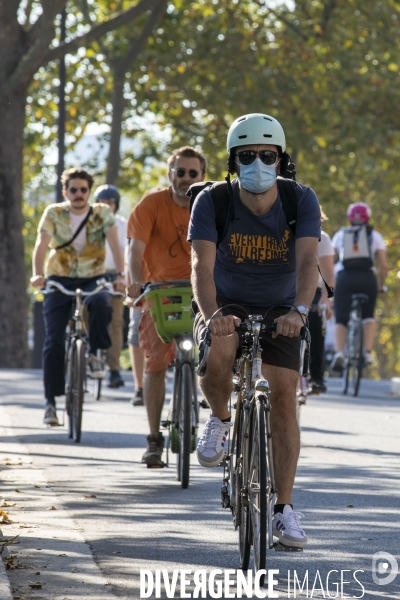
[{"xmin": 330, "ymin": 202, "xmax": 387, "ymax": 370}]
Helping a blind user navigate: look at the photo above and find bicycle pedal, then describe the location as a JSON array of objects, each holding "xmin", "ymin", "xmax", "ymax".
[{"xmin": 160, "ymin": 420, "xmax": 170, "ymax": 429}]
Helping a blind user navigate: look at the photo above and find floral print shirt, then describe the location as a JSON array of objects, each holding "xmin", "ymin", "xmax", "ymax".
[{"xmin": 38, "ymin": 201, "xmax": 116, "ymax": 278}]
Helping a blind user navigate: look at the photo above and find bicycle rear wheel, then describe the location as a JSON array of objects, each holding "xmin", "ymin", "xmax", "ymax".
[
  {"xmin": 70, "ymin": 339, "xmax": 86, "ymax": 443},
  {"xmin": 349, "ymin": 323, "xmax": 363, "ymax": 397},
  {"xmin": 177, "ymin": 363, "xmax": 192, "ymax": 489},
  {"xmin": 248, "ymin": 396, "xmax": 267, "ymax": 578},
  {"xmin": 234, "ymin": 403, "xmax": 251, "ymax": 570}
]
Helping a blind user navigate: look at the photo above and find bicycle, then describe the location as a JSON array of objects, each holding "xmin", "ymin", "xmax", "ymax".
[
  {"xmin": 134, "ymin": 280, "xmax": 200, "ymax": 489},
  {"xmin": 45, "ymin": 278, "xmax": 119, "ymax": 442},
  {"xmin": 197, "ymin": 307, "xmax": 310, "ymax": 577},
  {"xmin": 342, "ymin": 293, "xmax": 368, "ymax": 397}
]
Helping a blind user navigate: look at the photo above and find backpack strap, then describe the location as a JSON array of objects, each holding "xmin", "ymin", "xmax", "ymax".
[
  {"xmin": 277, "ymin": 177, "xmax": 298, "ymax": 236},
  {"xmin": 210, "ymin": 180, "xmax": 232, "ymax": 249},
  {"xmin": 55, "ymin": 206, "xmax": 93, "ymax": 251}
]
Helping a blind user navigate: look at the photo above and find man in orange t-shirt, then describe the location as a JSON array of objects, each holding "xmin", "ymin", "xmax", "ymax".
[{"xmin": 127, "ymin": 146, "xmax": 206, "ymax": 467}]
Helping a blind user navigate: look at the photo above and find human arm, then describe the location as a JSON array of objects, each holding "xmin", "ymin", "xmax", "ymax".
[
  {"xmin": 273, "ymin": 236, "xmax": 319, "ymax": 338},
  {"xmin": 318, "ymin": 254, "xmax": 335, "ymax": 318},
  {"xmin": 127, "ymin": 238, "xmax": 146, "ymax": 299},
  {"xmin": 376, "ymin": 249, "xmax": 388, "ymax": 292},
  {"xmin": 191, "ymin": 240, "xmax": 240, "ymax": 336},
  {"xmin": 105, "ymin": 225, "xmax": 126, "ymax": 291},
  {"xmin": 30, "ymin": 232, "xmax": 51, "ymax": 288}
]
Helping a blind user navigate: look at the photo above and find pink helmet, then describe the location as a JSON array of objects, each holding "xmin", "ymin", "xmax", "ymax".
[{"xmin": 347, "ymin": 202, "xmax": 372, "ymax": 224}]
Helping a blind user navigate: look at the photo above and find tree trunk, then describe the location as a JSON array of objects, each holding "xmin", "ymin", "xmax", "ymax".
[
  {"xmin": 106, "ymin": 69, "xmax": 125, "ymax": 185},
  {"xmin": 0, "ymin": 92, "xmax": 30, "ymax": 367}
]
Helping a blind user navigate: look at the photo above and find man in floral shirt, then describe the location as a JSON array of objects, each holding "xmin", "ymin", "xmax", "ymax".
[{"xmin": 30, "ymin": 168, "xmax": 126, "ymax": 425}]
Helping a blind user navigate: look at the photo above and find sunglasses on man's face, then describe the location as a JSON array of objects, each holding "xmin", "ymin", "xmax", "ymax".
[
  {"xmin": 236, "ymin": 150, "xmax": 279, "ymax": 166},
  {"xmin": 170, "ymin": 168, "xmax": 200, "ymax": 179},
  {"xmin": 69, "ymin": 186, "xmax": 89, "ymax": 194}
]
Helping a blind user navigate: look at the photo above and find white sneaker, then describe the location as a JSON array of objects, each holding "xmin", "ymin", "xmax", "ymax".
[
  {"xmin": 331, "ymin": 352, "xmax": 344, "ymax": 371},
  {"xmin": 87, "ymin": 353, "xmax": 105, "ymax": 379},
  {"xmin": 272, "ymin": 505, "xmax": 307, "ymax": 548},
  {"xmin": 196, "ymin": 416, "xmax": 232, "ymax": 468}
]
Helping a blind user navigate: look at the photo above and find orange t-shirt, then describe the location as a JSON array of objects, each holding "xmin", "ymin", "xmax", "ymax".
[{"xmin": 127, "ymin": 187, "xmax": 191, "ymax": 281}]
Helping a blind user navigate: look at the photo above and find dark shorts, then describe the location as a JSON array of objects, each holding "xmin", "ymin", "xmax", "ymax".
[
  {"xmin": 334, "ymin": 270, "xmax": 378, "ymax": 326},
  {"xmin": 193, "ymin": 297, "xmax": 301, "ymax": 372}
]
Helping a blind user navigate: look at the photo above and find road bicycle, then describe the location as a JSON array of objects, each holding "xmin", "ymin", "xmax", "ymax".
[
  {"xmin": 198, "ymin": 307, "xmax": 310, "ymax": 578},
  {"xmin": 135, "ymin": 280, "xmax": 200, "ymax": 489},
  {"xmin": 45, "ymin": 278, "xmax": 119, "ymax": 442},
  {"xmin": 342, "ymin": 293, "xmax": 368, "ymax": 397}
]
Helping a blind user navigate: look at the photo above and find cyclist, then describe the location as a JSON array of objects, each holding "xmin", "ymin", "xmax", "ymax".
[
  {"xmin": 30, "ymin": 168, "xmax": 126, "ymax": 426},
  {"xmin": 330, "ymin": 202, "xmax": 387, "ymax": 370},
  {"xmin": 308, "ymin": 210, "xmax": 335, "ymax": 393},
  {"xmin": 189, "ymin": 113, "xmax": 321, "ymax": 548},
  {"xmin": 126, "ymin": 147, "xmax": 206, "ymax": 468},
  {"xmin": 94, "ymin": 184, "xmax": 127, "ymax": 389}
]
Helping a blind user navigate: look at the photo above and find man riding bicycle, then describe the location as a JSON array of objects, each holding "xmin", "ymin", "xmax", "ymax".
[
  {"xmin": 30, "ymin": 168, "xmax": 126, "ymax": 426},
  {"xmin": 188, "ymin": 113, "xmax": 321, "ymax": 548},
  {"xmin": 126, "ymin": 147, "xmax": 206, "ymax": 468}
]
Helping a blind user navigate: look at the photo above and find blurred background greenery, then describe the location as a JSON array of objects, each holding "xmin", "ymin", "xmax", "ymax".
[{"xmin": 21, "ymin": 0, "xmax": 400, "ymax": 376}]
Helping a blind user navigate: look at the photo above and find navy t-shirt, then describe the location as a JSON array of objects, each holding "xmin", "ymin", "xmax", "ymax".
[{"xmin": 188, "ymin": 178, "xmax": 321, "ymax": 306}]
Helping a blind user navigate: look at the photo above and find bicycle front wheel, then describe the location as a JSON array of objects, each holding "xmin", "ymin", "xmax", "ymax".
[
  {"xmin": 70, "ymin": 339, "xmax": 86, "ymax": 443},
  {"xmin": 235, "ymin": 403, "xmax": 251, "ymax": 570},
  {"xmin": 248, "ymin": 396, "xmax": 267, "ymax": 577},
  {"xmin": 177, "ymin": 363, "xmax": 193, "ymax": 489}
]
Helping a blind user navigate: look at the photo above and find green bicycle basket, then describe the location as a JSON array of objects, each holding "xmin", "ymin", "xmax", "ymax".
[{"xmin": 144, "ymin": 286, "xmax": 194, "ymax": 344}]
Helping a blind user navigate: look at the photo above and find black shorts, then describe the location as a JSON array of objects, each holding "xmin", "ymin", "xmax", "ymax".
[
  {"xmin": 334, "ymin": 270, "xmax": 378, "ymax": 326},
  {"xmin": 193, "ymin": 297, "xmax": 301, "ymax": 372}
]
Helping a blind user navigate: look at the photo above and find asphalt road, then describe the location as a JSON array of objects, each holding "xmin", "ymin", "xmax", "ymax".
[{"xmin": 0, "ymin": 369, "xmax": 399, "ymax": 600}]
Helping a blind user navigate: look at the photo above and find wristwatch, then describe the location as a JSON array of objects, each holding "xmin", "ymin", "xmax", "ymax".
[{"xmin": 290, "ymin": 304, "xmax": 309, "ymax": 317}]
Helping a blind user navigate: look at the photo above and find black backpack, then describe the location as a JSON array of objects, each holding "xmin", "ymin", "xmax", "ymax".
[{"xmin": 188, "ymin": 176, "xmax": 334, "ymax": 298}]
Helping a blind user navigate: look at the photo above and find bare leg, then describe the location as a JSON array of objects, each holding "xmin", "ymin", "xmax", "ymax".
[
  {"xmin": 334, "ymin": 323, "xmax": 347, "ymax": 353},
  {"xmin": 129, "ymin": 343, "xmax": 144, "ymax": 390},
  {"xmin": 144, "ymin": 369, "xmax": 166, "ymax": 433},
  {"xmin": 198, "ymin": 334, "xmax": 237, "ymax": 421},
  {"xmin": 363, "ymin": 319, "xmax": 376, "ymax": 352},
  {"xmin": 263, "ymin": 364, "xmax": 299, "ymax": 505}
]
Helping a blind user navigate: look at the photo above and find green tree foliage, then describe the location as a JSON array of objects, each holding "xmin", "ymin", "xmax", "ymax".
[{"xmin": 22, "ymin": 0, "xmax": 400, "ymax": 374}]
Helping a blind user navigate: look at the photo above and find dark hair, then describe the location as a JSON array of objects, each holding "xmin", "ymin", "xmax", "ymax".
[
  {"xmin": 167, "ymin": 146, "xmax": 207, "ymax": 174},
  {"xmin": 61, "ymin": 168, "xmax": 94, "ymax": 190}
]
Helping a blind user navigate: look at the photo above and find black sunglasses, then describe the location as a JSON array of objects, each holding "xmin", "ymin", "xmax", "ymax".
[
  {"xmin": 69, "ymin": 186, "xmax": 89, "ymax": 194},
  {"xmin": 236, "ymin": 150, "xmax": 279, "ymax": 166},
  {"xmin": 170, "ymin": 168, "xmax": 199, "ymax": 178}
]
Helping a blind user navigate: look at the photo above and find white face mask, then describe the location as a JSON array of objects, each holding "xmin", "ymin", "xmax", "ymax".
[{"xmin": 237, "ymin": 158, "xmax": 277, "ymax": 194}]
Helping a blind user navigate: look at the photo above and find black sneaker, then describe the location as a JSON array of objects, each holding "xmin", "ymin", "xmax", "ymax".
[
  {"xmin": 43, "ymin": 405, "xmax": 59, "ymax": 426},
  {"xmin": 108, "ymin": 370, "xmax": 124, "ymax": 388},
  {"xmin": 310, "ymin": 380, "xmax": 327, "ymax": 394},
  {"xmin": 131, "ymin": 388, "xmax": 144, "ymax": 406},
  {"xmin": 141, "ymin": 433, "xmax": 165, "ymax": 468}
]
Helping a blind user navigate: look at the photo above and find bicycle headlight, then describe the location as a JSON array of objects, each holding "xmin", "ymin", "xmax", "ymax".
[{"xmin": 179, "ymin": 339, "xmax": 193, "ymax": 351}]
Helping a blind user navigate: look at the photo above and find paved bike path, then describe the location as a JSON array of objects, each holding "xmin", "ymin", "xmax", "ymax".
[{"xmin": 0, "ymin": 370, "xmax": 399, "ymax": 599}]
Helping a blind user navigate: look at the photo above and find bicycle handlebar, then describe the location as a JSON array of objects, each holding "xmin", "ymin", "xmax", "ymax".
[
  {"xmin": 44, "ymin": 278, "xmax": 124, "ymax": 298},
  {"xmin": 197, "ymin": 321, "xmax": 310, "ymax": 377}
]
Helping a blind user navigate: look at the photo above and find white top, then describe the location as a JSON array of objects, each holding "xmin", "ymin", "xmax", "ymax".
[
  {"xmin": 69, "ymin": 208, "xmax": 90, "ymax": 255},
  {"xmin": 317, "ymin": 231, "xmax": 334, "ymax": 287},
  {"xmin": 332, "ymin": 228, "xmax": 386, "ymax": 273},
  {"xmin": 105, "ymin": 213, "xmax": 127, "ymax": 270}
]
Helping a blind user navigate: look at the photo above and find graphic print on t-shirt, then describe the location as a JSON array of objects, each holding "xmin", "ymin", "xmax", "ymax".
[
  {"xmin": 169, "ymin": 224, "xmax": 188, "ymax": 258},
  {"xmin": 228, "ymin": 229, "xmax": 291, "ymax": 264}
]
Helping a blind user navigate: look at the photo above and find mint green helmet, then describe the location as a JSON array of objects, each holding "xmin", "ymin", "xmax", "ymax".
[{"xmin": 227, "ymin": 113, "xmax": 286, "ymax": 153}]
